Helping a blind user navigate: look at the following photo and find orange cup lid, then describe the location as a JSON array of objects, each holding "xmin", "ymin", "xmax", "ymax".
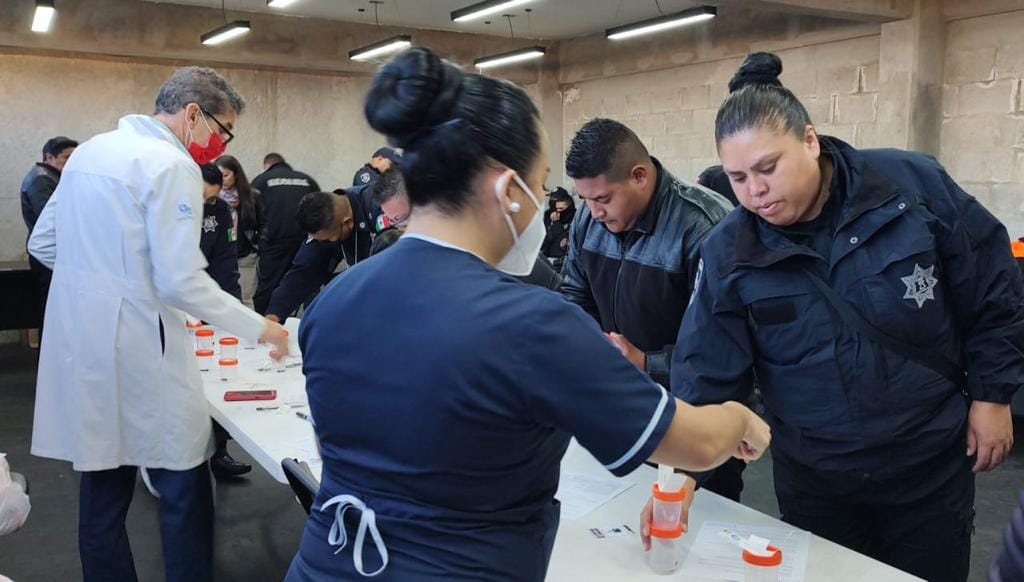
[
  {"xmin": 219, "ymin": 337, "xmax": 239, "ymax": 345},
  {"xmin": 218, "ymin": 358, "xmax": 239, "ymax": 366},
  {"xmin": 195, "ymin": 349, "xmax": 215, "ymax": 357},
  {"xmin": 652, "ymin": 482, "xmax": 687, "ymax": 502},
  {"xmin": 649, "ymin": 524, "xmax": 684, "ymax": 538},
  {"xmin": 195, "ymin": 328, "xmax": 215, "ymax": 337},
  {"xmin": 742, "ymin": 545, "xmax": 782, "ymax": 567},
  {"xmin": 185, "ymin": 321, "xmax": 203, "ymax": 328}
]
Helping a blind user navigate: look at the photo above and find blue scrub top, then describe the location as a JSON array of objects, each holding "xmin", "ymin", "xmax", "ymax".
[{"xmin": 288, "ymin": 236, "xmax": 675, "ymax": 581}]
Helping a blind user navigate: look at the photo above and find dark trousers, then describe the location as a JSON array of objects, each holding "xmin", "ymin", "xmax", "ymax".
[
  {"xmin": 79, "ymin": 463, "xmax": 214, "ymax": 582},
  {"xmin": 253, "ymin": 241, "xmax": 301, "ymax": 315},
  {"xmin": 701, "ymin": 457, "xmax": 746, "ymax": 501},
  {"xmin": 773, "ymin": 449, "xmax": 974, "ymax": 582},
  {"xmin": 28, "ymin": 255, "xmax": 51, "ymax": 330}
]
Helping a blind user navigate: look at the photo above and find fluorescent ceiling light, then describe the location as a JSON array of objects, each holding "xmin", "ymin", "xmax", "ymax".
[
  {"xmin": 201, "ymin": 20, "xmax": 251, "ymax": 46},
  {"xmin": 267, "ymin": 0, "xmax": 300, "ymax": 7},
  {"xmin": 474, "ymin": 46, "xmax": 545, "ymax": 69},
  {"xmin": 349, "ymin": 35, "xmax": 413, "ymax": 62},
  {"xmin": 31, "ymin": 0, "xmax": 55, "ymax": 33},
  {"xmin": 606, "ymin": 6, "xmax": 716, "ymax": 40},
  {"xmin": 452, "ymin": 0, "xmax": 536, "ymax": 23}
]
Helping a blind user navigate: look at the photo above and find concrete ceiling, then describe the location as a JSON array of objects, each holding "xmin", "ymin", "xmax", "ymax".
[{"xmin": 141, "ymin": 0, "xmax": 708, "ymax": 40}]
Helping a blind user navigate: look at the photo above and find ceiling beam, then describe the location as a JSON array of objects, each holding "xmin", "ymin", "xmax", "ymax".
[{"xmin": 718, "ymin": 0, "xmax": 913, "ymax": 22}]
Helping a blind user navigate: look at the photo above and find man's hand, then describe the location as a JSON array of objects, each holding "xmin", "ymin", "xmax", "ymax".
[
  {"xmin": 607, "ymin": 332, "xmax": 646, "ymax": 371},
  {"xmin": 264, "ymin": 314, "xmax": 281, "ymax": 323},
  {"xmin": 261, "ymin": 319, "xmax": 289, "ymax": 360},
  {"xmin": 550, "ymin": 211, "xmax": 560, "ymax": 223},
  {"xmin": 560, "ymin": 238, "xmax": 568, "ymax": 250},
  {"xmin": 640, "ymin": 476, "xmax": 696, "ymax": 551},
  {"xmin": 725, "ymin": 401, "xmax": 771, "ymax": 462},
  {"xmin": 967, "ymin": 401, "xmax": 1014, "ymax": 472}
]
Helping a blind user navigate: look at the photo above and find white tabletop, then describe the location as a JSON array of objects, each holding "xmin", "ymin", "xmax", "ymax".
[{"xmin": 201, "ymin": 324, "xmax": 921, "ymax": 582}]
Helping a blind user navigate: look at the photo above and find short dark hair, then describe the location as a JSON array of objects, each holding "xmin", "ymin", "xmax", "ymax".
[
  {"xmin": 296, "ymin": 192, "xmax": 336, "ymax": 234},
  {"xmin": 715, "ymin": 52, "xmax": 812, "ymax": 147},
  {"xmin": 374, "ymin": 169, "xmax": 406, "ymax": 206},
  {"xmin": 42, "ymin": 136, "xmax": 77, "ymax": 159},
  {"xmin": 200, "ymin": 163, "xmax": 223, "ymax": 186},
  {"xmin": 264, "ymin": 153, "xmax": 285, "ymax": 167},
  {"xmin": 565, "ymin": 118, "xmax": 649, "ymax": 181},
  {"xmin": 370, "ymin": 228, "xmax": 403, "ymax": 256},
  {"xmin": 364, "ymin": 47, "xmax": 541, "ymax": 214}
]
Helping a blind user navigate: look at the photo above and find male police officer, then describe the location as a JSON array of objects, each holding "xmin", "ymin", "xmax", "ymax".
[
  {"xmin": 563, "ymin": 118, "xmax": 744, "ymax": 501},
  {"xmin": 251, "ymin": 153, "xmax": 320, "ymax": 314},
  {"xmin": 352, "ymin": 147, "xmax": 400, "ymax": 188}
]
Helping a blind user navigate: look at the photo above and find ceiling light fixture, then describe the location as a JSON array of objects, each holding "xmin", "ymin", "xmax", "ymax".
[
  {"xmin": 473, "ymin": 45, "xmax": 545, "ymax": 69},
  {"xmin": 349, "ymin": 34, "xmax": 413, "ymax": 61},
  {"xmin": 606, "ymin": 5, "xmax": 716, "ymax": 40},
  {"xmin": 451, "ymin": 0, "xmax": 535, "ymax": 23},
  {"xmin": 267, "ymin": 0, "xmax": 301, "ymax": 8},
  {"xmin": 31, "ymin": 0, "xmax": 56, "ymax": 33},
  {"xmin": 201, "ymin": 20, "xmax": 251, "ymax": 45}
]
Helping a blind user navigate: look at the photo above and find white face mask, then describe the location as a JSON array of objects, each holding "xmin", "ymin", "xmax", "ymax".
[{"xmin": 495, "ymin": 173, "xmax": 545, "ymax": 276}]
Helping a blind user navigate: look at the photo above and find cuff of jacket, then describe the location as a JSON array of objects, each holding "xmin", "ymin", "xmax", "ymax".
[{"xmin": 645, "ymin": 349, "xmax": 672, "ymax": 385}]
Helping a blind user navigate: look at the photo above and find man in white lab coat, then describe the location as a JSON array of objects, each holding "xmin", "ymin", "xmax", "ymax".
[{"xmin": 28, "ymin": 66, "xmax": 289, "ymax": 582}]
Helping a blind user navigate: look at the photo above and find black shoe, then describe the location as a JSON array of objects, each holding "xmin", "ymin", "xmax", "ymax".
[{"xmin": 210, "ymin": 451, "xmax": 252, "ymax": 479}]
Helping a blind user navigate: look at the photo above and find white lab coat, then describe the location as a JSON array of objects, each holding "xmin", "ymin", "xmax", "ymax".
[{"xmin": 28, "ymin": 115, "xmax": 266, "ymax": 472}]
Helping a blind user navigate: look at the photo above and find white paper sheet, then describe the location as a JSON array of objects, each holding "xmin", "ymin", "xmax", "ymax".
[
  {"xmin": 681, "ymin": 520, "xmax": 810, "ymax": 582},
  {"xmin": 555, "ymin": 472, "xmax": 635, "ymax": 521}
]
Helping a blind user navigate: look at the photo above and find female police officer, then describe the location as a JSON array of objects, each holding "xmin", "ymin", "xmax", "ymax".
[
  {"xmin": 672, "ymin": 52, "xmax": 1023, "ymax": 582},
  {"xmin": 284, "ymin": 47, "xmax": 770, "ymax": 581}
]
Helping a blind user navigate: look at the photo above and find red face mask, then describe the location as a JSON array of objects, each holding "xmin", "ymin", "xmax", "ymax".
[
  {"xmin": 188, "ymin": 131, "xmax": 226, "ymax": 165},
  {"xmin": 187, "ymin": 111, "xmax": 228, "ymax": 165}
]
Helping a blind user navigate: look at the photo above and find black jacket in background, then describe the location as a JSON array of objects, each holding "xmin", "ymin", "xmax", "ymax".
[
  {"xmin": 562, "ymin": 158, "xmax": 733, "ymax": 386},
  {"xmin": 234, "ymin": 187, "xmax": 265, "ymax": 259},
  {"xmin": 266, "ymin": 184, "xmax": 379, "ymax": 320},
  {"xmin": 352, "ymin": 164, "xmax": 381, "ymax": 188},
  {"xmin": 251, "ymin": 162, "xmax": 321, "ymax": 250},
  {"xmin": 20, "ymin": 163, "xmax": 60, "ymax": 242},
  {"xmin": 200, "ymin": 197, "xmax": 241, "ymax": 299}
]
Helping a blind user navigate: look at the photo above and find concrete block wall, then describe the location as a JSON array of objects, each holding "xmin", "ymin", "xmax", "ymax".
[
  {"xmin": 0, "ymin": 52, "xmax": 391, "ymax": 262},
  {"xmin": 560, "ymin": 34, "xmax": 881, "ymax": 186},
  {"xmin": 941, "ymin": 9, "xmax": 1024, "ymax": 237}
]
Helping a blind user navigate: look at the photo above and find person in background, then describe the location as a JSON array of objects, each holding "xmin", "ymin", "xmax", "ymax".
[
  {"xmin": 20, "ymin": 136, "xmax": 78, "ymax": 327},
  {"xmin": 263, "ymin": 185, "xmax": 378, "ymax": 323},
  {"xmin": 541, "ymin": 187, "xmax": 575, "ymax": 271},
  {"xmin": 369, "ymin": 228, "xmax": 403, "ymax": 256},
  {"xmin": 251, "ymin": 153, "xmax": 320, "ymax": 315},
  {"xmin": 27, "ymin": 66, "xmax": 289, "ymax": 582},
  {"xmin": 215, "ymin": 154, "xmax": 263, "ymax": 308},
  {"xmin": 696, "ymin": 164, "xmax": 740, "ymax": 206},
  {"xmin": 377, "ymin": 169, "xmax": 563, "ymax": 290},
  {"xmin": 198, "ymin": 163, "xmax": 254, "ymax": 479},
  {"xmin": 673, "ymin": 52, "xmax": 1023, "ymax": 582},
  {"xmin": 352, "ymin": 147, "xmax": 400, "ymax": 188},
  {"xmin": 284, "ymin": 46, "xmax": 770, "ymax": 582}
]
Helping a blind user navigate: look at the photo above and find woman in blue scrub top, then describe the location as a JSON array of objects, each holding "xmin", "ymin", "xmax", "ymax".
[{"xmin": 285, "ymin": 48, "xmax": 771, "ymax": 582}]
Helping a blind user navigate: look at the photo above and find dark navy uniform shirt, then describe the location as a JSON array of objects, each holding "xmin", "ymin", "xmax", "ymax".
[{"xmin": 288, "ymin": 235, "xmax": 675, "ymax": 581}]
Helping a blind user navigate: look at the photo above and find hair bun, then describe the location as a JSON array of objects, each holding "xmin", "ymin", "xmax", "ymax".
[
  {"xmin": 728, "ymin": 52, "xmax": 783, "ymax": 93},
  {"xmin": 364, "ymin": 47, "xmax": 465, "ymax": 149}
]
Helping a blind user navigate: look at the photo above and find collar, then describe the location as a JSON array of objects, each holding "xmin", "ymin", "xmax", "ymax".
[
  {"xmin": 35, "ymin": 162, "xmax": 60, "ymax": 177},
  {"xmin": 629, "ymin": 157, "xmax": 668, "ymax": 235},
  {"xmin": 401, "ymin": 233, "xmax": 488, "ymax": 263},
  {"xmin": 118, "ymin": 114, "xmax": 189, "ymax": 156}
]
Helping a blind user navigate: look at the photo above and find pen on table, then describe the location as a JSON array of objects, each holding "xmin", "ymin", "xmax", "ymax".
[
  {"xmin": 256, "ymin": 406, "xmax": 279, "ymax": 411},
  {"xmin": 296, "ymin": 411, "xmax": 316, "ymax": 427}
]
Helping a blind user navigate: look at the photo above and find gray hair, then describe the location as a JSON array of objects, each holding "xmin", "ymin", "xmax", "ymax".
[{"xmin": 154, "ymin": 66, "xmax": 246, "ymax": 116}]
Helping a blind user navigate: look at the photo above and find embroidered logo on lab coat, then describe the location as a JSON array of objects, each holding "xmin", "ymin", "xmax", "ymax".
[
  {"xmin": 901, "ymin": 263, "xmax": 938, "ymax": 308},
  {"xmin": 202, "ymin": 215, "xmax": 218, "ymax": 233},
  {"xmin": 178, "ymin": 203, "xmax": 193, "ymax": 220}
]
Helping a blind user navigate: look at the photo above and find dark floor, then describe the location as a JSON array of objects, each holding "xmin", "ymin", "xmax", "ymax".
[{"xmin": 0, "ymin": 342, "xmax": 1021, "ymax": 581}]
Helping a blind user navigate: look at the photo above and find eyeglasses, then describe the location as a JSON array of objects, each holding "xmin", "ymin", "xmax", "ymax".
[{"xmin": 200, "ymin": 106, "xmax": 235, "ymax": 145}]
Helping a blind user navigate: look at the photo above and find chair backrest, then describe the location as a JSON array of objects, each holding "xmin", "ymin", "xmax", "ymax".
[{"xmin": 281, "ymin": 458, "xmax": 318, "ymax": 515}]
